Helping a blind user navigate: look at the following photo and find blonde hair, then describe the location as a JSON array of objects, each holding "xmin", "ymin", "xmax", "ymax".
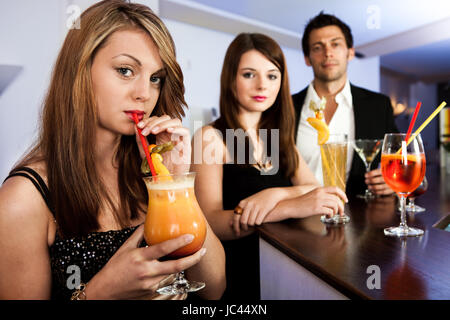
[{"xmin": 15, "ymin": 0, "xmax": 187, "ymax": 238}]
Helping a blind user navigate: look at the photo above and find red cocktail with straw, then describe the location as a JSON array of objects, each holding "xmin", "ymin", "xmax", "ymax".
[{"xmin": 381, "ymin": 100, "xmax": 447, "ymax": 236}]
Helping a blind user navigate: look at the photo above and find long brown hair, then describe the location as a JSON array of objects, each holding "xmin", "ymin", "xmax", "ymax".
[
  {"xmin": 13, "ymin": 0, "xmax": 186, "ymax": 238},
  {"xmin": 215, "ymin": 33, "xmax": 298, "ymax": 178}
]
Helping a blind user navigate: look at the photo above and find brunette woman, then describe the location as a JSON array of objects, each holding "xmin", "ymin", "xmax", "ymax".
[{"xmin": 191, "ymin": 33, "xmax": 347, "ymax": 299}]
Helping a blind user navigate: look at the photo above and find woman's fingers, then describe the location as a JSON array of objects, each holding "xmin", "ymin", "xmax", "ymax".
[
  {"xmin": 247, "ymin": 207, "xmax": 259, "ymax": 226},
  {"xmin": 255, "ymin": 210, "xmax": 268, "ymax": 226},
  {"xmin": 319, "ymin": 206, "xmax": 334, "ymax": 218},
  {"xmin": 152, "ymin": 247, "xmax": 207, "ymax": 277},
  {"xmin": 232, "ymin": 214, "xmax": 241, "ymax": 237},
  {"xmin": 138, "ymin": 116, "xmax": 180, "ymax": 136},
  {"xmin": 313, "ymin": 188, "xmax": 345, "ymax": 217},
  {"xmin": 116, "ymin": 225, "xmax": 145, "ymax": 254},
  {"xmin": 323, "ymin": 186, "xmax": 348, "ymax": 203},
  {"xmin": 240, "ymin": 202, "xmax": 254, "ymax": 230},
  {"xmin": 142, "ymin": 234, "xmax": 195, "ymax": 261},
  {"xmin": 321, "ymin": 197, "xmax": 339, "ymax": 216}
]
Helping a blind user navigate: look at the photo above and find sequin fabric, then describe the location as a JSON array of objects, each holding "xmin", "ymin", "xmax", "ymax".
[{"xmin": 49, "ymin": 225, "xmax": 140, "ymax": 300}]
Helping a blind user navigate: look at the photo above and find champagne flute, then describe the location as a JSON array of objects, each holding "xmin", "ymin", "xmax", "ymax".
[
  {"xmin": 352, "ymin": 139, "xmax": 382, "ymax": 200},
  {"xmin": 381, "ymin": 133, "xmax": 426, "ymax": 237},
  {"xmin": 320, "ymin": 134, "xmax": 350, "ymax": 224},
  {"xmin": 143, "ymin": 172, "xmax": 207, "ymax": 294},
  {"xmin": 406, "ymin": 176, "xmax": 428, "ymax": 213}
]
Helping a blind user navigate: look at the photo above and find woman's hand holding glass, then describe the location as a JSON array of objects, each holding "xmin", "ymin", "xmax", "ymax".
[
  {"xmin": 85, "ymin": 225, "xmax": 206, "ymax": 299},
  {"xmin": 135, "ymin": 115, "xmax": 191, "ymax": 174},
  {"xmin": 293, "ymin": 186, "xmax": 348, "ymax": 218}
]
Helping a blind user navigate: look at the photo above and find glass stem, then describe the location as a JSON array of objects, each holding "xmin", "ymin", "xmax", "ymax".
[
  {"xmin": 175, "ymin": 271, "xmax": 188, "ymax": 285},
  {"xmin": 365, "ymin": 164, "xmax": 371, "ymax": 194},
  {"xmin": 399, "ymin": 195, "xmax": 408, "ymax": 229}
]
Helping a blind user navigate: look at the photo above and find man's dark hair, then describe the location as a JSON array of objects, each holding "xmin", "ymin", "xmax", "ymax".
[{"xmin": 301, "ymin": 11, "xmax": 353, "ymax": 57}]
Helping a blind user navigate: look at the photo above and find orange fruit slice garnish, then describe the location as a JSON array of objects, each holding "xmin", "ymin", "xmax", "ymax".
[{"xmin": 307, "ymin": 117, "xmax": 330, "ymax": 145}]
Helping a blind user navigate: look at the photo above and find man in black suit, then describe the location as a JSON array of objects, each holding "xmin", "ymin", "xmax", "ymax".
[{"xmin": 293, "ymin": 12, "xmax": 398, "ymax": 196}]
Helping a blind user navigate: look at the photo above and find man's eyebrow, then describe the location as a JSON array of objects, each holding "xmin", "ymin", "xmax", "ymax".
[
  {"xmin": 112, "ymin": 53, "xmax": 142, "ymax": 66},
  {"xmin": 311, "ymin": 36, "xmax": 345, "ymax": 46}
]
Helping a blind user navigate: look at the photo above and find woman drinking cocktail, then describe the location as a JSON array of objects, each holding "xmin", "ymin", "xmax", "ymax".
[{"xmin": 0, "ymin": 0, "xmax": 225, "ymax": 300}]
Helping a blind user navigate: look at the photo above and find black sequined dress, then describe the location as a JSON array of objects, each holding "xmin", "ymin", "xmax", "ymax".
[{"xmin": 5, "ymin": 167, "xmax": 141, "ymax": 300}]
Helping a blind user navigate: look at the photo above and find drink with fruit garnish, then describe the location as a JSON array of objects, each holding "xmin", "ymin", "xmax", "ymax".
[
  {"xmin": 320, "ymin": 134, "xmax": 350, "ymax": 224},
  {"xmin": 144, "ymin": 172, "xmax": 207, "ymax": 294},
  {"xmin": 139, "ymin": 140, "xmax": 207, "ymax": 295}
]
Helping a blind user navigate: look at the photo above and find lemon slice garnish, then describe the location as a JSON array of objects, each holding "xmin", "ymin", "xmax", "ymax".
[{"xmin": 307, "ymin": 117, "xmax": 330, "ymax": 145}]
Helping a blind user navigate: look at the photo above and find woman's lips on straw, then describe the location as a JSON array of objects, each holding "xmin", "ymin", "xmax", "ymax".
[{"xmin": 125, "ymin": 110, "xmax": 145, "ymax": 121}]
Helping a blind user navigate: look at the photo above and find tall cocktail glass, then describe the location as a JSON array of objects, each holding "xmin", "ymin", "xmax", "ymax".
[
  {"xmin": 143, "ymin": 172, "xmax": 207, "ymax": 294},
  {"xmin": 352, "ymin": 139, "xmax": 382, "ymax": 200},
  {"xmin": 320, "ymin": 134, "xmax": 350, "ymax": 224},
  {"xmin": 381, "ymin": 133, "xmax": 426, "ymax": 237}
]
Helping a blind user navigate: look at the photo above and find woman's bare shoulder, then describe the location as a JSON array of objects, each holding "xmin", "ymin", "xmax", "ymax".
[{"xmin": 0, "ymin": 161, "xmax": 50, "ymax": 227}]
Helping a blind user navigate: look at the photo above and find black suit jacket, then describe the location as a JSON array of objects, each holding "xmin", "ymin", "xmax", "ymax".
[{"xmin": 292, "ymin": 84, "xmax": 398, "ymax": 196}]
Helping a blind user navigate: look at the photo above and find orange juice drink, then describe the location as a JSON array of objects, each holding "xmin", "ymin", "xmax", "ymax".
[{"xmin": 143, "ymin": 173, "xmax": 206, "ymax": 258}]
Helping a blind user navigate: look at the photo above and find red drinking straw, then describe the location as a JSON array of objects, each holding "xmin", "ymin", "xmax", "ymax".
[
  {"xmin": 131, "ymin": 112, "xmax": 157, "ymax": 177},
  {"xmin": 405, "ymin": 101, "xmax": 422, "ymax": 142}
]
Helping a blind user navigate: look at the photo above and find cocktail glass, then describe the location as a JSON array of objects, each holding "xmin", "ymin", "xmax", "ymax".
[
  {"xmin": 381, "ymin": 133, "xmax": 426, "ymax": 237},
  {"xmin": 143, "ymin": 172, "xmax": 207, "ymax": 294},
  {"xmin": 406, "ymin": 176, "xmax": 428, "ymax": 213},
  {"xmin": 352, "ymin": 139, "xmax": 382, "ymax": 200},
  {"xmin": 320, "ymin": 134, "xmax": 350, "ymax": 224}
]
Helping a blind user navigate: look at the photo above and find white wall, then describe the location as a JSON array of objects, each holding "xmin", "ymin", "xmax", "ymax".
[
  {"xmin": 348, "ymin": 55, "xmax": 380, "ymax": 92},
  {"xmin": 0, "ymin": 1, "xmax": 380, "ymax": 182},
  {"xmin": 0, "ymin": 0, "xmax": 63, "ymax": 182}
]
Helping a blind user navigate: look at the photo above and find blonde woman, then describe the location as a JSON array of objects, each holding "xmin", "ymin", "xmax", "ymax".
[{"xmin": 0, "ymin": 0, "xmax": 225, "ymax": 300}]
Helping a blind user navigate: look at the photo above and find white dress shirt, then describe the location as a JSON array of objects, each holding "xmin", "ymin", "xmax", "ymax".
[{"xmin": 296, "ymin": 80, "xmax": 355, "ymax": 186}]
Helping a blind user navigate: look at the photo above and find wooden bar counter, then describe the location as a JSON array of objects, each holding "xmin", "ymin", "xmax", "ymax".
[{"xmin": 258, "ymin": 164, "xmax": 450, "ymax": 300}]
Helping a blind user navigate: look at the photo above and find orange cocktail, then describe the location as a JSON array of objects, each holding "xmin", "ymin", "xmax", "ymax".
[
  {"xmin": 143, "ymin": 172, "xmax": 206, "ymax": 258},
  {"xmin": 380, "ymin": 133, "xmax": 426, "ymax": 237},
  {"xmin": 381, "ymin": 153, "xmax": 426, "ymax": 194}
]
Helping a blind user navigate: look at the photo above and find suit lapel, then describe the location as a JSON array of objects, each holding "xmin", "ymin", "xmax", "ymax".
[{"xmin": 351, "ymin": 84, "xmax": 365, "ymax": 139}]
